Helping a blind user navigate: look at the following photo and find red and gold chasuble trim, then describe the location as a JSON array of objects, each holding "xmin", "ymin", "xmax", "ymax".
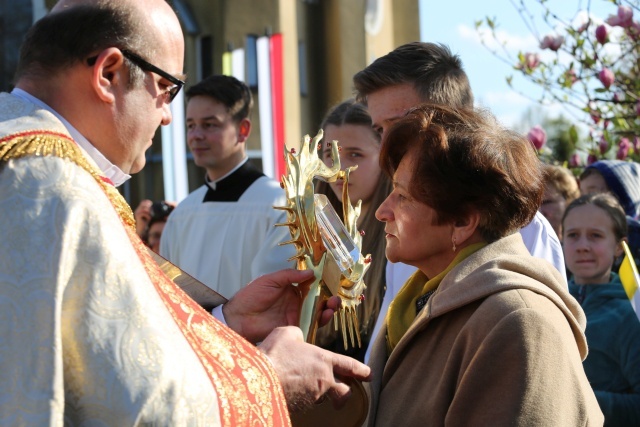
[{"xmin": 0, "ymin": 131, "xmax": 291, "ymax": 426}]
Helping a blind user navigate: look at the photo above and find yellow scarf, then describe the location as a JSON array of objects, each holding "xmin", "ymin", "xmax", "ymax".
[{"xmin": 386, "ymin": 242, "xmax": 487, "ymax": 353}]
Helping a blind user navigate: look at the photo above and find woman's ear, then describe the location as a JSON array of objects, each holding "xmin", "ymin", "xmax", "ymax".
[
  {"xmin": 90, "ymin": 48, "xmax": 127, "ymax": 104},
  {"xmin": 452, "ymin": 210, "xmax": 481, "ymax": 246}
]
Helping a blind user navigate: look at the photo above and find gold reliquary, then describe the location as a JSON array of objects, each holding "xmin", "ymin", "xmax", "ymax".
[{"xmin": 276, "ymin": 130, "xmax": 370, "ymax": 350}]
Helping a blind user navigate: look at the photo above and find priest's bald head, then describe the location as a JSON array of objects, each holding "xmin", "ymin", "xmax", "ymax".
[{"xmin": 14, "ymin": 0, "xmax": 185, "ymax": 174}]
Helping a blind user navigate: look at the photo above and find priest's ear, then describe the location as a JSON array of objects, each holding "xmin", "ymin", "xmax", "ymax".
[
  {"xmin": 90, "ymin": 47, "xmax": 127, "ymax": 104},
  {"xmin": 237, "ymin": 118, "xmax": 251, "ymax": 143}
]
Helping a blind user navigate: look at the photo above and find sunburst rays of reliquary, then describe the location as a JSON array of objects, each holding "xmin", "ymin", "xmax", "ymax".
[{"xmin": 275, "ymin": 130, "xmax": 370, "ymax": 350}]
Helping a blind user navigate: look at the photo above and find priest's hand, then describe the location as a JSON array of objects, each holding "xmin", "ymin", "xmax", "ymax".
[
  {"xmin": 223, "ymin": 268, "xmax": 339, "ymax": 344},
  {"xmin": 258, "ymin": 326, "xmax": 372, "ymax": 413}
]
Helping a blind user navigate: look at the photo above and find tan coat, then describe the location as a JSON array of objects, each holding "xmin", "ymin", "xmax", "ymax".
[{"xmin": 366, "ymin": 233, "xmax": 603, "ymax": 426}]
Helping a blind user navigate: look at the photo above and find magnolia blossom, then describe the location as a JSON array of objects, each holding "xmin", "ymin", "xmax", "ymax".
[
  {"xmin": 617, "ymin": 138, "xmax": 631, "ymax": 160},
  {"xmin": 521, "ymin": 52, "xmax": 540, "ymax": 70},
  {"xmin": 595, "ymin": 24, "xmax": 609, "ymax": 44},
  {"xmin": 628, "ymin": 21, "xmax": 640, "ymax": 40},
  {"xmin": 598, "ymin": 68, "xmax": 615, "ymax": 89},
  {"xmin": 606, "ymin": 5, "xmax": 634, "ymax": 28},
  {"xmin": 569, "ymin": 153, "xmax": 582, "ymax": 168},
  {"xmin": 587, "ymin": 153, "xmax": 598, "ymax": 165},
  {"xmin": 527, "ymin": 125, "xmax": 547, "ymax": 150},
  {"xmin": 576, "ymin": 20, "xmax": 590, "ymax": 33},
  {"xmin": 599, "ymin": 137, "xmax": 609, "ymax": 154},
  {"xmin": 540, "ymin": 34, "xmax": 564, "ymax": 51}
]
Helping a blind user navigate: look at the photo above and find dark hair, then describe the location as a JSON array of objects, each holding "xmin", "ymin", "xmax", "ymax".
[
  {"xmin": 578, "ymin": 166, "xmax": 600, "ymax": 182},
  {"xmin": 353, "ymin": 42, "xmax": 473, "ymax": 108},
  {"xmin": 16, "ymin": 3, "xmax": 150, "ymax": 85},
  {"xmin": 543, "ymin": 164, "xmax": 580, "ymax": 203},
  {"xmin": 381, "ymin": 104, "xmax": 543, "ymax": 243},
  {"xmin": 186, "ymin": 75, "xmax": 253, "ymax": 122},
  {"xmin": 562, "ymin": 193, "xmax": 628, "ymax": 242},
  {"xmin": 314, "ymin": 100, "xmax": 390, "ymax": 358}
]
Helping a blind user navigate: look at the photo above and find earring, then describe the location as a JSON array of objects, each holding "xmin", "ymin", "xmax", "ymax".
[{"xmin": 452, "ymin": 237, "xmax": 457, "ymax": 252}]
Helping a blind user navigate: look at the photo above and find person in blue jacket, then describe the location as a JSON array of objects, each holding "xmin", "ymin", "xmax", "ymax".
[{"xmin": 563, "ymin": 192, "xmax": 640, "ymax": 426}]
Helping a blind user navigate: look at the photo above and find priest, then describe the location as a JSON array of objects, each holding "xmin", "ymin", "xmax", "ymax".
[{"xmin": 0, "ymin": 0, "xmax": 370, "ymax": 424}]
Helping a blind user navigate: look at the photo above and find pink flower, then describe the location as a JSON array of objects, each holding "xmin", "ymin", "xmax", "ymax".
[
  {"xmin": 598, "ymin": 68, "xmax": 615, "ymax": 89},
  {"xmin": 589, "ymin": 102, "xmax": 601, "ymax": 124},
  {"xmin": 628, "ymin": 21, "xmax": 640, "ymax": 40},
  {"xmin": 540, "ymin": 34, "xmax": 564, "ymax": 51},
  {"xmin": 569, "ymin": 153, "xmax": 582, "ymax": 168},
  {"xmin": 587, "ymin": 153, "xmax": 598, "ymax": 165},
  {"xmin": 606, "ymin": 5, "xmax": 634, "ymax": 28},
  {"xmin": 617, "ymin": 138, "xmax": 631, "ymax": 160},
  {"xmin": 527, "ymin": 125, "xmax": 547, "ymax": 150},
  {"xmin": 577, "ymin": 22, "xmax": 589, "ymax": 33},
  {"xmin": 522, "ymin": 52, "xmax": 540, "ymax": 70},
  {"xmin": 595, "ymin": 25, "xmax": 609, "ymax": 44},
  {"xmin": 599, "ymin": 137, "xmax": 609, "ymax": 154}
]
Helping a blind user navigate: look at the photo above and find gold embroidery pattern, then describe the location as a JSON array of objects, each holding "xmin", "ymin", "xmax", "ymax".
[
  {"xmin": 130, "ymin": 228, "xmax": 290, "ymax": 426},
  {"xmin": 0, "ymin": 130, "xmax": 290, "ymax": 426},
  {"xmin": 0, "ymin": 131, "xmax": 135, "ymax": 230}
]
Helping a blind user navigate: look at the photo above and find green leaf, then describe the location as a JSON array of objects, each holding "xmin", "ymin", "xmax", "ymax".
[
  {"xmin": 569, "ymin": 125, "xmax": 578, "ymax": 146},
  {"xmin": 613, "ymin": 117, "xmax": 630, "ymax": 130}
]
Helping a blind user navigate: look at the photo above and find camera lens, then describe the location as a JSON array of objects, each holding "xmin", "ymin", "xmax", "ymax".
[{"xmin": 151, "ymin": 201, "xmax": 171, "ymax": 219}]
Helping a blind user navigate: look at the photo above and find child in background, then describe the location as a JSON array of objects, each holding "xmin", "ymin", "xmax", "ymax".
[
  {"xmin": 563, "ymin": 193, "xmax": 640, "ymax": 426},
  {"xmin": 579, "ymin": 160, "xmax": 640, "ymax": 269}
]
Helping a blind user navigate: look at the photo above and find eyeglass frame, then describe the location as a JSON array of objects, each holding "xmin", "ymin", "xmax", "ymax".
[{"xmin": 87, "ymin": 49, "xmax": 184, "ymax": 103}]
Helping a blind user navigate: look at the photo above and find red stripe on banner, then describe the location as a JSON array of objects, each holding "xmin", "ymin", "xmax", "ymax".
[{"xmin": 270, "ymin": 33, "xmax": 285, "ymax": 180}]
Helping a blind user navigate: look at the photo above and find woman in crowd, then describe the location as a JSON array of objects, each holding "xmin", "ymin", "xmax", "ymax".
[
  {"xmin": 563, "ymin": 193, "xmax": 640, "ymax": 426},
  {"xmin": 314, "ymin": 99, "xmax": 415, "ymax": 362},
  {"xmin": 365, "ymin": 104, "xmax": 602, "ymax": 426},
  {"xmin": 540, "ymin": 163, "xmax": 580, "ymax": 239}
]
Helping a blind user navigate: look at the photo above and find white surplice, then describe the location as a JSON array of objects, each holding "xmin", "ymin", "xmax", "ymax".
[{"xmin": 0, "ymin": 92, "xmax": 223, "ymax": 425}]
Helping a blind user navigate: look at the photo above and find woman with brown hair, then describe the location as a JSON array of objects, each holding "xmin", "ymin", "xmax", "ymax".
[{"xmin": 366, "ymin": 104, "xmax": 603, "ymax": 426}]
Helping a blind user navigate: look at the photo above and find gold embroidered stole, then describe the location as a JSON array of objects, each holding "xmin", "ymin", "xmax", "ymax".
[{"xmin": 0, "ymin": 130, "xmax": 291, "ymax": 426}]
